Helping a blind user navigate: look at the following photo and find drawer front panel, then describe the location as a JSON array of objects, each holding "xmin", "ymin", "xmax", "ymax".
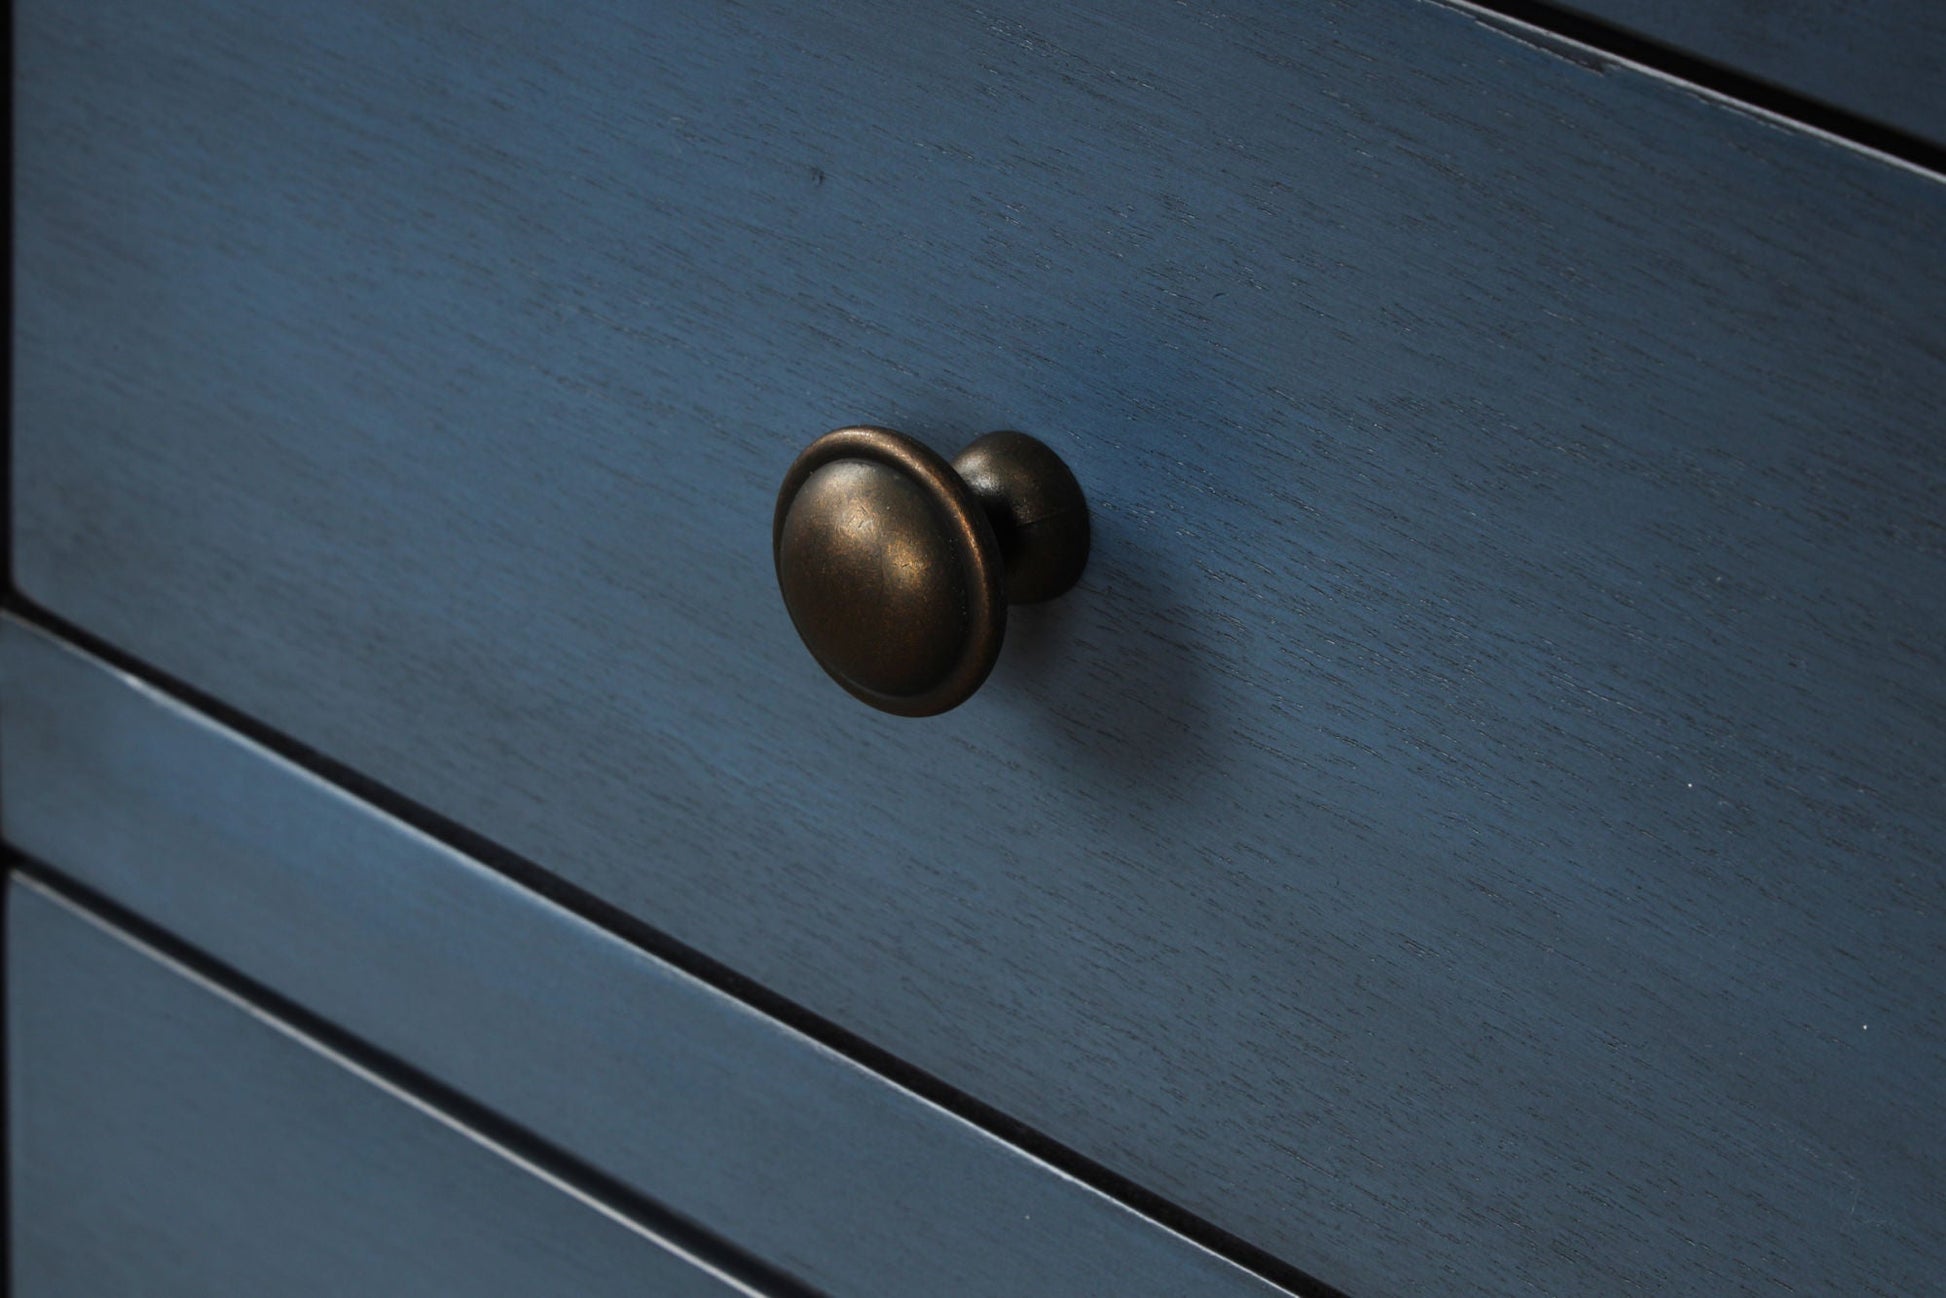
[
  {"xmin": 7, "ymin": 877, "xmax": 762, "ymax": 1298},
  {"xmin": 15, "ymin": 1, "xmax": 1946, "ymax": 1294}
]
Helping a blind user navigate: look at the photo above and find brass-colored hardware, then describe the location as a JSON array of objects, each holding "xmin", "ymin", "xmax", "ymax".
[{"xmin": 773, "ymin": 427, "xmax": 1090, "ymax": 716}]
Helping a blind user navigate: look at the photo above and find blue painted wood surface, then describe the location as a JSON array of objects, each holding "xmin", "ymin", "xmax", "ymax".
[
  {"xmin": 12, "ymin": 0, "xmax": 1946, "ymax": 1293},
  {"xmin": 6, "ymin": 877, "xmax": 762, "ymax": 1298},
  {"xmin": 0, "ymin": 619, "xmax": 1293, "ymax": 1298},
  {"xmin": 1550, "ymin": 0, "xmax": 1946, "ymax": 146}
]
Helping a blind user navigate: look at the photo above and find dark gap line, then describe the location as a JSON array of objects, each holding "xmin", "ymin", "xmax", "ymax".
[
  {"xmin": 0, "ymin": 598, "xmax": 1353, "ymax": 1298},
  {"xmin": 1448, "ymin": 0, "xmax": 1946, "ymax": 175},
  {"xmin": 9, "ymin": 855, "xmax": 829, "ymax": 1298}
]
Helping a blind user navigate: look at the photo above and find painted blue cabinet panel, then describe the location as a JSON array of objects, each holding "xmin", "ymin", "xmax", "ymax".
[
  {"xmin": 12, "ymin": 0, "xmax": 1946, "ymax": 1294},
  {"xmin": 6, "ymin": 877, "xmax": 763, "ymax": 1298},
  {"xmin": 0, "ymin": 618, "xmax": 1293, "ymax": 1298}
]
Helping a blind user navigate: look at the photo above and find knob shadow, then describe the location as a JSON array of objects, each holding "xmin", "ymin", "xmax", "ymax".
[{"xmin": 991, "ymin": 505, "xmax": 1216, "ymax": 802}]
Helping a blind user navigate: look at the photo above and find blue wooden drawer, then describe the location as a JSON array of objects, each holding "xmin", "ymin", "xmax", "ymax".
[
  {"xmin": 8, "ymin": 877, "xmax": 762, "ymax": 1298},
  {"xmin": 10, "ymin": 0, "xmax": 1946, "ymax": 1294}
]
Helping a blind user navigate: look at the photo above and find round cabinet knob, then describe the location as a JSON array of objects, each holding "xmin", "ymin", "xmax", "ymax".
[{"xmin": 774, "ymin": 426, "xmax": 1090, "ymax": 716}]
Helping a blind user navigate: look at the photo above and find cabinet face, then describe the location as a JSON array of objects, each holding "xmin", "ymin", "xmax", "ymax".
[
  {"xmin": 6, "ymin": 878, "xmax": 762, "ymax": 1298},
  {"xmin": 13, "ymin": 1, "xmax": 1946, "ymax": 1294}
]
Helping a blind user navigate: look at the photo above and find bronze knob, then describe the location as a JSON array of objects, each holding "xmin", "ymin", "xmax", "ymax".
[{"xmin": 774, "ymin": 426, "xmax": 1090, "ymax": 716}]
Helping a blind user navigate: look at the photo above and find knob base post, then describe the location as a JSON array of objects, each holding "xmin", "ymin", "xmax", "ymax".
[{"xmin": 951, "ymin": 431, "xmax": 1091, "ymax": 605}]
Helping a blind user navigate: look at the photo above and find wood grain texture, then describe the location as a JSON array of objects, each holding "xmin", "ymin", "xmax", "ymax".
[
  {"xmin": 1548, "ymin": 0, "xmax": 1946, "ymax": 146},
  {"xmin": 0, "ymin": 619, "xmax": 1294, "ymax": 1298},
  {"xmin": 13, "ymin": 1, "xmax": 1946, "ymax": 1293},
  {"xmin": 6, "ymin": 877, "xmax": 761, "ymax": 1298}
]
